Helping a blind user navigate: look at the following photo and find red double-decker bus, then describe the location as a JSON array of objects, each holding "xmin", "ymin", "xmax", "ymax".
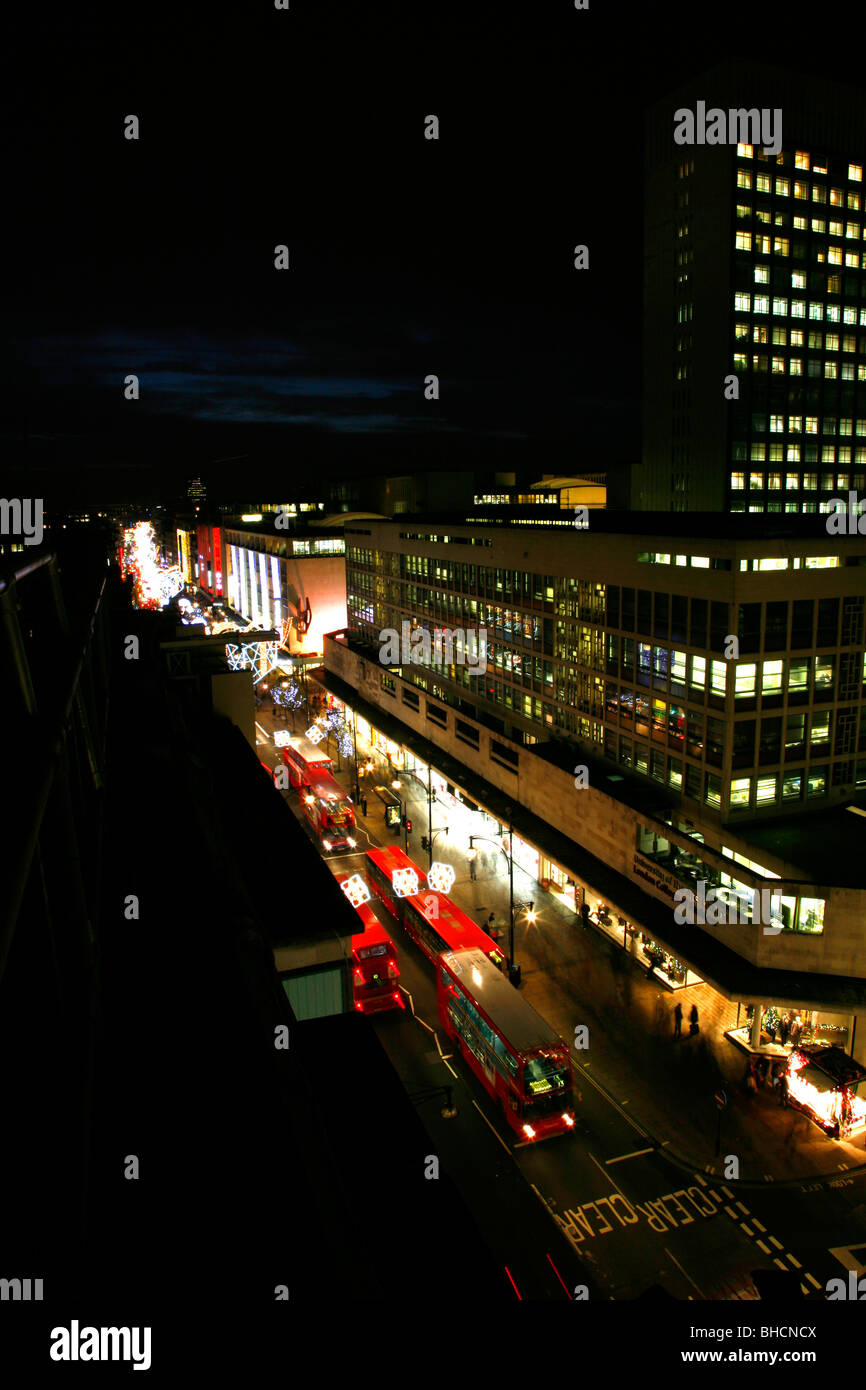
[
  {"xmin": 281, "ymin": 733, "xmax": 334, "ymax": 790},
  {"xmin": 336, "ymin": 873, "xmax": 404, "ymax": 1015},
  {"xmin": 302, "ymin": 770, "xmax": 357, "ymax": 852},
  {"xmin": 365, "ymin": 845, "xmax": 427, "ymax": 919},
  {"xmin": 365, "ymin": 847, "xmax": 505, "ymax": 972},
  {"xmin": 437, "ymin": 947, "xmax": 575, "ymax": 1143}
]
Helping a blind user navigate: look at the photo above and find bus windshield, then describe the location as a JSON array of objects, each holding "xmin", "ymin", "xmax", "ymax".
[{"xmin": 524, "ymin": 1052, "xmax": 570, "ymax": 1096}]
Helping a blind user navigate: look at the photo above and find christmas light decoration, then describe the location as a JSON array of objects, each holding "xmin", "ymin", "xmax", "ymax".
[
  {"xmin": 427, "ymin": 861, "xmax": 456, "ymax": 893},
  {"xmin": 340, "ymin": 874, "xmax": 371, "ymax": 908},
  {"xmin": 224, "ymin": 640, "xmax": 279, "ymax": 682},
  {"xmin": 392, "ymin": 867, "xmax": 420, "ymax": 899},
  {"xmin": 305, "ymin": 724, "xmax": 325, "ymax": 744},
  {"xmin": 273, "ymin": 730, "xmax": 291, "ymax": 747}
]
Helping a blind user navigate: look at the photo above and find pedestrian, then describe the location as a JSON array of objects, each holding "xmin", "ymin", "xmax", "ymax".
[
  {"xmin": 361, "ymin": 796, "xmax": 367, "ymax": 817},
  {"xmin": 779, "ymin": 1011, "xmax": 790, "ymax": 1047},
  {"xmin": 469, "ymin": 856, "xmax": 477, "ymax": 882},
  {"xmin": 486, "ymin": 912, "xmax": 496, "ymax": 936},
  {"xmin": 673, "ymin": 1002, "xmax": 682, "ymax": 1040},
  {"xmin": 688, "ymin": 1004, "xmax": 699, "ymax": 1037},
  {"xmin": 779, "ymin": 1071, "xmax": 788, "ymax": 1107},
  {"xmin": 790, "ymin": 1013, "xmax": 803, "ymax": 1047}
]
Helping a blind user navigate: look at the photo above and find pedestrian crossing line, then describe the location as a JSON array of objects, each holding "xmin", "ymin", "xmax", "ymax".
[
  {"xmin": 838, "ymin": 1162, "xmax": 850, "ymax": 1171},
  {"xmin": 709, "ymin": 1190, "xmax": 721, "ymax": 1202},
  {"xmin": 787, "ymin": 1254, "xmax": 802, "ymax": 1269},
  {"xmin": 769, "ymin": 1236, "xmax": 784, "ymax": 1250},
  {"xmin": 725, "ymin": 1206, "xmax": 738, "ymax": 1220},
  {"xmin": 694, "ymin": 1174, "xmax": 708, "ymax": 1186},
  {"xmin": 741, "ymin": 1223, "xmax": 753, "ymax": 1236},
  {"xmin": 752, "ymin": 1219, "xmax": 767, "ymax": 1233},
  {"xmin": 773, "ymin": 1258, "xmax": 789, "ymax": 1273},
  {"xmin": 736, "ymin": 1201, "xmax": 750, "ymax": 1215},
  {"xmin": 721, "ymin": 1185, "xmax": 735, "ymax": 1199},
  {"xmin": 755, "ymin": 1239, "xmax": 771, "ymax": 1254},
  {"xmin": 800, "ymin": 1283, "xmax": 811, "ymax": 1297},
  {"xmin": 805, "ymin": 1272, "xmax": 822, "ymax": 1290}
]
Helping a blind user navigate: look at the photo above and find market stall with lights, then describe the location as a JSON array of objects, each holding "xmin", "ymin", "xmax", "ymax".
[{"xmin": 786, "ymin": 1044, "xmax": 866, "ymax": 1139}]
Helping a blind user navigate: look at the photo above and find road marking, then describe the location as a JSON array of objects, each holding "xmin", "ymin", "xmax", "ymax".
[
  {"xmin": 773, "ymin": 1258, "xmax": 789, "ymax": 1273},
  {"xmin": 605, "ymin": 1147, "xmax": 654, "ymax": 1165},
  {"xmin": 838, "ymin": 1162, "xmax": 850, "ymax": 1171},
  {"xmin": 763, "ymin": 1174, "xmax": 775, "ymax": 1182},
  {"xmin": 805, "ymin": 1272, "xmax": 822, "ymax": 1290},
  {"xmin": 736, "ymin": 1201, "xmax": 750, "ymax": 1216},
  {"xmin": 589, "ymin": 1151, "xmax": 628, "ymax": 1197},
  {"xmin": 721, "ymin": 1185, "xmax": 735, "ymax": 1199},
  {"xmin": 664, "ymin": 1247, "xmax": 704, "ymax": 1298},
  {"xmin": 756, "ymin": 1239, "xmax": 771, "ymax": 1254},
  {"xmin": 576, "ymin": 1062, "xmax": 649, "ymax": 1139},
  {"xmin": 741, "ymin": 1223, "xmax": 753, "ymax": 1236},
  {"xmin": 694, "ymin": 1174, "xmax": 708, "ymax": 1187},
  {"xmin": 471, "ymin": 1100, "xmax": 513, "ymax": 1156},
  {"xmin": 769, "ymin": 1236, "xmax": 784, "ymax": 1250},
  {"xmin": 709, "ymin": 1190, "xmax": 720, "ymax": 1202},
  {"xmin": 752, "ymin": 1219, "xmax": 766, "ymax": 1232},
  {"xmin": 725, "ymin": 1206, "xmax": 738, "ymax": 1220},
  {"xmin": 800, "ymin": 1283, "xmax": 811, "ymax": 1296},
  {"xmin": 787, "ymin": 1254, "xmax": 802, "ymax": 1269}
]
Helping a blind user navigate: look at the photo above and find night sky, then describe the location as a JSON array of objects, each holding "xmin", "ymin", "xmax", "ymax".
[{"xmin": 6, "ymin": 2, "xmax": 866, "ymax": 505}]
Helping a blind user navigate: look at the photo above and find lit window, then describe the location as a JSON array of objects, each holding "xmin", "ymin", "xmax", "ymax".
[
  {"xmin": 795, "ymin": 152, "xmax": 810, "ymax": 170},
  {"xmin": 736, "ymin": 231, "xmax": 752, "ymax": 251},
  {"xmin": 756, "ymin": 174, "xmax": 770, "ymax": 193},
  {"xmin": 772, "ymin": 297, "xmax": 788, "ymax": 315},
  {"xmin": 790, "ymin": 300, "xmax": 805, "ymax": 317},
  {"xmin": 794, "ymin": 181, "xmax": 808, "ymax": 199},
  {"xmin": 762, "ymin": 660, "xmax": 784, "ymax": 694},
  {"xmin": 735, "ymin": 664, "xmax": 756, "ymax": 698},
  {"xmin": 786, "ymin": 472, "xmax": 800, "ymax": 488},
  {"xmin": 756, "ymin": 777, "xmax": 777, "ymax": 805},
  {"xmin": 750, "ymin": 443, "xmax": 766, "ymax": 460},
  {"xmin": 769, "ymin": 415, "xmax": 784, "ymax": 432},
  {"xmin": 773, "ymin": 237, "xmax": 789, "ymax": 255},
  {"xmin": 788, "ymin": 359, "xmax": 802, "ymax": 375},
  {"xmin": 829, "ymin": 187, "xmax": 844, "ymax": 206},
  {"xmin": 753, "ymin": 295, "xmax": 769, "ymax": 314},
  {"xmin": 771, "ymin": 358, "xmax": 785, "ymax": 374},
  {"xmin": 788, "ymin": 415, "xmax": 802, "ymax": 431},
  {"xmin": 730, "ymin": 471, "xmax": 745, "ymax": 490},
  {"xmin": 754, "ymin": 264, "xmax": 769, "ymax": 282},
  {"xmin": 808, "ymin": 303, "xmax": 823, "ymax": 320},
  {"xmin": 849, "ymin": 164, "xmax": 863, "ymax": 182},
  {"xmin": 737, "ymin": 170, "xmax": 752, "ymax": 189},
  {"xmin": 775, "ymin": 178, "xmax": 789, "ymax": 196},
  {"xmin": 805, "ymin": 417, "xmax": 818, "ymax": 433},
  {"xmin": 750, "ymin": 472, "xmax": 764, "ymax": 490},
  {"xmin": 811, "ymin": 218, "xmax": 826, "ymax": 233},
  {"xmin": 735, "ymin": 291, "xmax": 751, "ymax": 311},
  {"xmin": 768, "ymin": 473, "xmax": 781, "ymax": 489},
  {"xmin": 812, "ymin": 184, "xmax": 826, "ymax": 203},
  {"xmin": 737, "ymin": 203, "xmax": 752, "ymax": 219},
  {"xmin": 803, "ymin": 472, "xmax": 817, "ymax": 488},
  {"xmin": 730, "ymin": 779, "xmax": 751, "ymax": 808},
  {"xmin": 737, "ymin": 143, "xmax": 754, "ymax": 158}
]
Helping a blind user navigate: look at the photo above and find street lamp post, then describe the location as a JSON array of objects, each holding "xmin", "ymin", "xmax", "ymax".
[
  {"xmin": 507, "ymin": 810, "xmax": 515, "ymax": 978},
  {"xmin": 426, "ymin": 764, "xmax": 434, "ymax": 870}
]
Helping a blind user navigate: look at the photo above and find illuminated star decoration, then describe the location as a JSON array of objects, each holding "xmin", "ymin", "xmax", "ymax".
[
  {"xmin": 273, "ymin": 730, "xmax": 291, "ymax": 747},
  {"xmin": 224, "ymin": 640, "xmax": 279, "ymax": 682},
  {"xmin": 427, "ymin": 861, "xmax": 455, "ymax": 894},
  {"xmin": 340, "ymin": 875, "xmax": 371, "ymax": 908},
  {"xmin": 305, "ymin": 723, "xmax": 325, "ymax": 745},
  {"xmin": 392, "ymin": 867, "xmax": 420, "ymax": 899}
]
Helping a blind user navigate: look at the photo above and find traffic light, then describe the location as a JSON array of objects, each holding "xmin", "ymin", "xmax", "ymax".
[
  {"xmin": 421, "ymin": 835, "xmax": 430, "ymax": 853},
  {"xmin": 405, "ymin": 818, "xmax": 413, "ymax": 833}
]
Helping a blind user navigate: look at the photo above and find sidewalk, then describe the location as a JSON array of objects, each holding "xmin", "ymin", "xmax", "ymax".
[{"xmin": 261, "ymin": 700, "xmax": 866, "ymax": 1183}]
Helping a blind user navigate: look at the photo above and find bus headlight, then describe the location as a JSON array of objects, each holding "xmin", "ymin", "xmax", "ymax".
[
  {"xmin": 347, "ymin": 836, "xmax": 357, "ymax": 848},
  {"xmin": 322, "ymin": 839, "xmax": 332, "ymax": 851},
  {"xmin": 563, "ymin": 1113, "xmax": 574, "ymax": 1127},
  {"xmin": 522, "ymin": 1124, "xmax": 536, "ymax": 1140}
]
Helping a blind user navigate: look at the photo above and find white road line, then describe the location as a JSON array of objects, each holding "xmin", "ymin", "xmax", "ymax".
[
  {"xmin": 805, "ymin": 1272, "xmax": 822, "ymax": 1290},
  {"xmin": 471, "ymin": 1100, "xmax": 513, "ymax": 1156},
  {"xmin": 665, "ymin": 1247, "xmax": 704, "ymax": 1299},
  {"xmin": 787, "ymin": 1254, "xmax": 802, "ymax": 1269},
  {"xmin": 575, "ymin": 1062, "xmax": 649, "ymax": 1139},
  {"xmin": 605, "ymin": 1147, "xmax": 654, "ymax": 1165},
  {"xmin": 589, "ymin": 1151, "xmax": 628, "ymax": 1197},
  {"xmin": 255, "ymin": 722, "xmax": 270, "ymax": 740},
  {"xmin": 769, "ymin": 1236, "xmax": 784, "ymax": 1250}
]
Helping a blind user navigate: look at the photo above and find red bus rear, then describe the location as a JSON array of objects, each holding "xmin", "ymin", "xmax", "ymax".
[
  {"xmin": 303, "ymin": 769, "xmax": 356, "ymax": 852},
  {"xmin": 281, "ymin": 733, "xmax": 334, "ymax": 790},
  {"xmin": 437, "ymin": 947, "xmax": 575, "ymax": 1143},
  {"xmin": 336, "ymin": 873, "xmax": 404, "ymax": 1015}
]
